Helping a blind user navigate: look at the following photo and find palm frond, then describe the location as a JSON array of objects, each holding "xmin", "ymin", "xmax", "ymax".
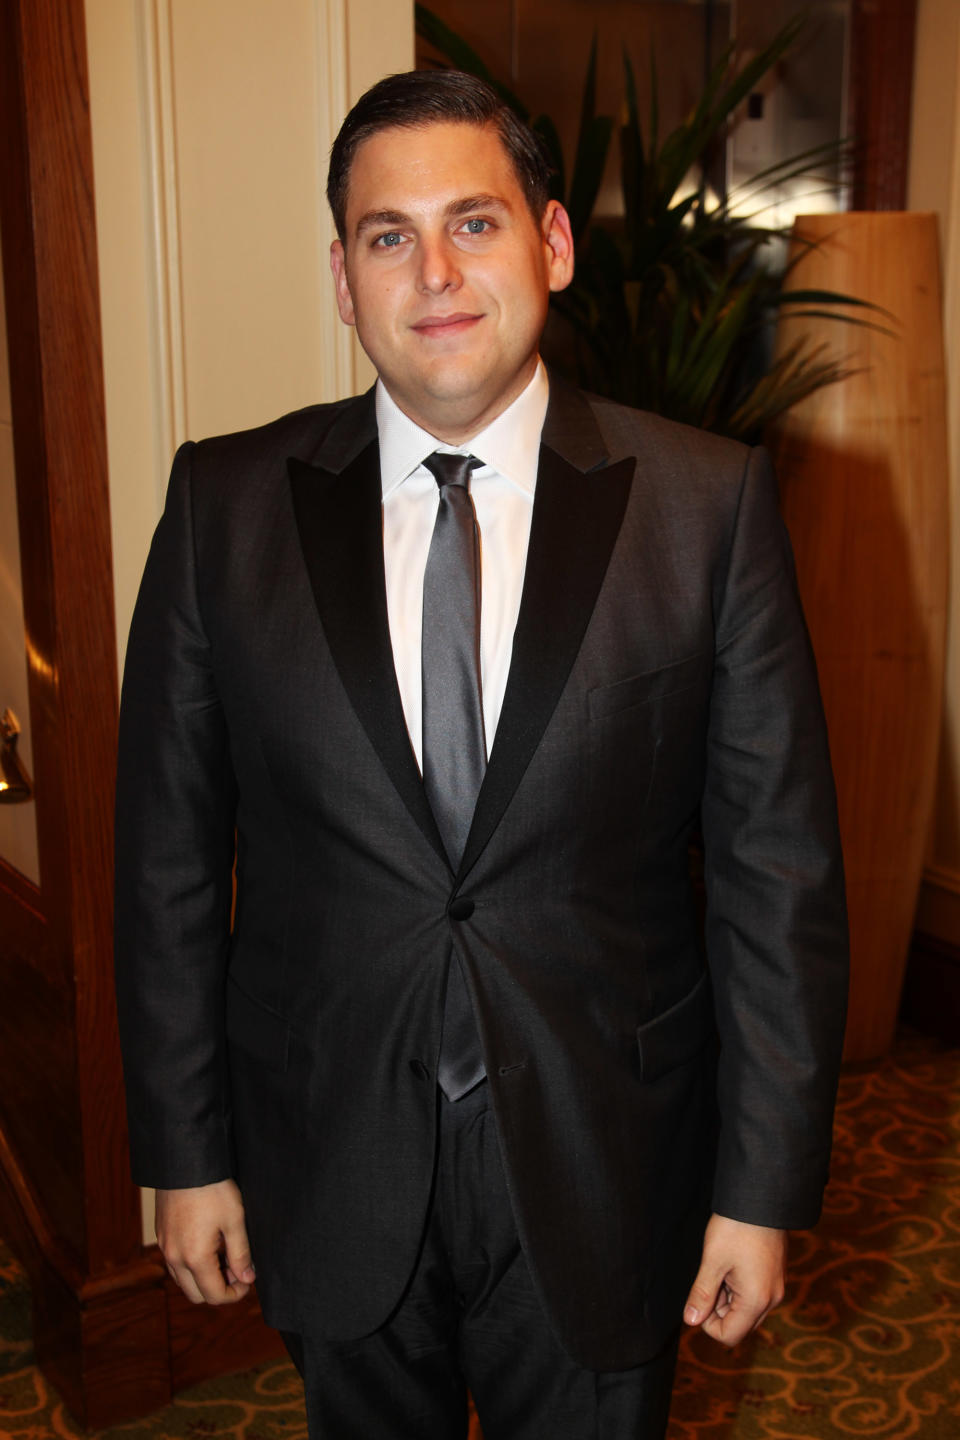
[{"xmin": 413, "ymin": 5, "xmax": 877, "ymax": 443}]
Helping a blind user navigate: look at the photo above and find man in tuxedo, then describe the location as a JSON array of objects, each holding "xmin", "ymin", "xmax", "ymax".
[{"xmin": 115, "ymin": 70, "xmax": 848, "ymax": 1439}]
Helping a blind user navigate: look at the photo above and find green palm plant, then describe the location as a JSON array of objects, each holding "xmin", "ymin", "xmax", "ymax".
[{"xmin": 415, "ymin": 6, "xmax": 876, "ymax": 443}]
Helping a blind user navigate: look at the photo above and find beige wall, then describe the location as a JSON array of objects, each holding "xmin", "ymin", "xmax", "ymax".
[
  {"xmin": 85, "ymin": 0, "xmax": 413, "ymax": 1240},
  {"xmin": 909, "ymin": 0, "xmax": 960, "ymax": 946},
  {"xmin": 85, "ymin": 0, "xmax": 414, "ymax": 684}
]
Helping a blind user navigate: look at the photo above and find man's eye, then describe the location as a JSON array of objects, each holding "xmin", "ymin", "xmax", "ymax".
[
  {"xmin": 462, "ymin": 218, "xmax": 489, "ymax": 234},
  {"xmin": 376, "ymin": 232, "xmax": 403, "ymax": 248}
]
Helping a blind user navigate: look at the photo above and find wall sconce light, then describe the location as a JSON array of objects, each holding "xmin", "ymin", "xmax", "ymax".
[{"xmin": 0, "ymin": 708, "xmax": 34, "ymax": 804}]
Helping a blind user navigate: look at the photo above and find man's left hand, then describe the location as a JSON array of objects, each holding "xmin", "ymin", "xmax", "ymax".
[{"xmin": 683, "ymin": 1213, "xmax": 786, "ymax": 1347}]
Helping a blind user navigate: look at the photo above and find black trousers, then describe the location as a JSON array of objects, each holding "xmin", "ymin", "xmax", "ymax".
[{"xmin": 282, "ymin": 1082, "xmax": 679, "ymax": 1439}]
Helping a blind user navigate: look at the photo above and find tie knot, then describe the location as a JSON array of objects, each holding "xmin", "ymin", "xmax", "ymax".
[{"xmin": 423, "ymin": 452, "xmax": 481, "ymax": 492}]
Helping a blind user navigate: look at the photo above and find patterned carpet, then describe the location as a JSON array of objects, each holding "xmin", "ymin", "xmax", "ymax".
[{"xmin": 1, "ymin": 1032, "xmax": 958, "ymax": 1439}]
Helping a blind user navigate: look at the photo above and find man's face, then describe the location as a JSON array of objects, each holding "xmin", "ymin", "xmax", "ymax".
[{"xmin": 329, "ymin": 121, "xmax": 574, "ymax": 443}]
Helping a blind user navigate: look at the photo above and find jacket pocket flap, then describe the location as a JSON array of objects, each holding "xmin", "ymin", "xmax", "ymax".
[
  {"xmin": 588, "ymin": 651, "xmax": 707, "ymax": 718},
  {"xmin": 636, "ymin": 970, "xmax": 714, "ymax": 1082},
  {"xmin": 226, "ymin": 977, "xmax": 290, "ymax": 1071}
]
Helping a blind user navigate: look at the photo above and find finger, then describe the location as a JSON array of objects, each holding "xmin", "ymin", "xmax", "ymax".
[
  {"xmin": 183, "ymin": 1249, "xmax": 238, "ymax": 1305},
  {"xmin": 222, "ymin": 1264, "xmax": 253, "ymax": 1295},
  {"xmin": 167, "ymin": 1260, "xmax": 207, "ymax": 1306},
  {"xmin": 700, "ymin": 1285, "xmax": 779, "ymax": 1347},
  {"xmin": 222, "ymin": 1214, "xmax": 256, "ymax": 1285},
  {"xmin": 220, "ymin": 1277, "xmax": 252, "ymax": 1300},
  {"xmin": 700, "ymin": 1299, "xmax": 765, "ymax": 1347},
  {"xmin": 165, "ymin": 1251, "xmax": 241, "ymax": 1304},
  {"xmin": 701, "ymin": 1312, "xmax": 752, "ymax": 1347},
  {"xmin": 683, "ymin": 1261, "xmax": 727, "ymax": 1327}
]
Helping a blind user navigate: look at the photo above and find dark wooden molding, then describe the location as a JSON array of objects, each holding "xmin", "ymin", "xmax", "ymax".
[
  {"xmin": 0, "ymin": 1, "xmax": 283, "ymax": 1423},
  {"xmin": 0, "ymin": 1144, "xmax": 171, "ymax": 1427},
  {"xmin": 0, "ymin": 853, "xmax": 41, "ymax": 917},
  {"xmin": 900, "ymin": 930, "xmax": 960, "ymax": 1046},
  {"xmin": 850, "ymin": 0, "xmax": 919, "ymax": 211},
  {"xmin": 0, "ymin": 0, "xmax": 137, "ymax": 1270},
  {"xmin": 164, "ymin": 1262, "xmax": 287, "ymax": 1394},
  {"xmin": 0, "ymin": 1130, "xmax": 281, "ymax": 1425}
]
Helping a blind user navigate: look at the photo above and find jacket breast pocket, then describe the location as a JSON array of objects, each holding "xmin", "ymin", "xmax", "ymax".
[
  {"xmin": 636, "ymin": 970, "xmax": 715, "ymax": 1083},
  {"xmin": 226, "ymin": 976, "xmax": 290, "ymax": 1072},
  {"xmin": 588, "ymin": 651, "xmax": 708, "ymax": 720}
]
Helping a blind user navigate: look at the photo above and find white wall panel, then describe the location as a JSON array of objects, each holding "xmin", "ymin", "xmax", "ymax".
[{"xmin": 86, "ymin": 0, "xmax": 412, "ymax": 678}]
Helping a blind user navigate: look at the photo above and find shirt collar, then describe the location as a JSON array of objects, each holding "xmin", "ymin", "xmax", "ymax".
[{"xmin": 376, "ymin": 361, "xmax": 549, "ymax": 501}]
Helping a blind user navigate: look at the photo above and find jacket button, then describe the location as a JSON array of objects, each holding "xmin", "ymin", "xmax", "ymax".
[
  {"xmin": 409, "ymin": 1059, "xmax": 430, "ymax": 1081},
  {"xmin": 448, "ymin": 897, "xmax": 475, "ymax": 921}
]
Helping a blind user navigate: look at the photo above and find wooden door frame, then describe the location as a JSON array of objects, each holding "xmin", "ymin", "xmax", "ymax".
[
  {"xmin": 850, "ymin": 0, "xmax": 919, "ymax": 211},
  {"xmin": 0, "ymin": 0, "xmax": 171, "ymax": 1421},
  {"xmin": 0, "ymin": 0, "xmax": 280, "ymax": 1424}
]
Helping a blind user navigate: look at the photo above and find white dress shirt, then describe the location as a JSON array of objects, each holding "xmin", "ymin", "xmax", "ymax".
[{"xmin": 377, "ymin": 362, "xmax": 548, "ymax": 771}]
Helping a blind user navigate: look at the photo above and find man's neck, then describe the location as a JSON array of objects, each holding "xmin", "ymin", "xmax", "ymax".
[{"xmin": 375, "ymin": 363, "xmax": 548, "ymax": 501}]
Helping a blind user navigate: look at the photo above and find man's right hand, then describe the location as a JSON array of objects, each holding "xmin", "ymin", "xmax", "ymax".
[{"xmin": 155, "ymin": 1179, "xmax": 255, "ymax": 1305}]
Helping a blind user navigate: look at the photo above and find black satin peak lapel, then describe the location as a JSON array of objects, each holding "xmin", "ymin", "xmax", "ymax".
[
  {"xmin": 288, "ymin": 443, "xmax": 447, "ymax": 865},
  {"xmin": 458, "ymin": 445, "xmax": 635, "ymax": 880},
  {"xmin": 541, "ymin": 371, "xmax": 611, "ymax": 472}
]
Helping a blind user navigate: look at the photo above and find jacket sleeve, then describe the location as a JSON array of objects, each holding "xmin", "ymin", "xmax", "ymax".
[
  {"xmin": 114, "ymin": 441, "xmax": 238, "ymax": 1189},
  {"xmin": 701, "ymin": 443, "xmax": 849, "ymax": 1230}
]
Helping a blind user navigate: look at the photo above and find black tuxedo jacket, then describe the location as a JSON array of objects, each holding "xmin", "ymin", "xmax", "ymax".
[{"xmin": 115, "ymin": 377, "xmax": 848, "ymax": 1370}]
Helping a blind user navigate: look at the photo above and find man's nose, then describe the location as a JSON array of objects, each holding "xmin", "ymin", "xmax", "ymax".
[{"xmin": 417, "ymin": 236, "xmax": 462, "ymax": 294}]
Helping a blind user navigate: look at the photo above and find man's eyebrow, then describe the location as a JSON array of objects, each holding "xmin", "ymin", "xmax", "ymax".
[
  {"xmin": 445, "ymin": 194, "xmax": 511, "ymax": 218},
  {"xmin": 354, "ymin": 209, "xmax": 410, "ymax": 237},
  {"xmin": 353, "ymin": 195, "xmax": 513, "ymax": 238}
]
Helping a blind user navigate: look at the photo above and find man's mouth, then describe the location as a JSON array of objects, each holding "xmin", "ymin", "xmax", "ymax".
[{"xmin": 410, "ymin": 313, "xmax": 483, "ymax": 337}]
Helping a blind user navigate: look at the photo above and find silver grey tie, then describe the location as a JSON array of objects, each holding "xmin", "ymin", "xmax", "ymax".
[{"xmin": 421, "ymin": 452, "xmax": 486, "ymax": 1100}]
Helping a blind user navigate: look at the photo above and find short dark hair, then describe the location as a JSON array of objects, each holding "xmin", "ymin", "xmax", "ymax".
[{"xmin": 327, "ymin": 69, "xmax": 552, "ymax": 241}]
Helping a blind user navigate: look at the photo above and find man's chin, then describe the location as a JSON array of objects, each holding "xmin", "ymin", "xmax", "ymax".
[
  {"xmin": 423, "ymin": 364, "xmax": 534, "ymax": 419},
  {"xmin": 381, "ymin": 353, "xmax": 537, "ymax": 439},
  {"xmin": 389, "ymin": 374, "xmax": 497, "ymax": 435}
]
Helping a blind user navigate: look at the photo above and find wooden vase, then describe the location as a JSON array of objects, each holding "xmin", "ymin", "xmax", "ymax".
[{"xmin": 770, "ymin": 212, "xmax": 949, "ymax": 1062}]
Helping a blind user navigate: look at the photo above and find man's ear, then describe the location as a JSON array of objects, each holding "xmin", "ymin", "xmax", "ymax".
[
  {"xmin": 542, "ymin": 201, "xmax": 575, "ymax": 294},
  {"xmin": 329, "ymin": 240, "xmax": 356, "ymax": 326}
]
